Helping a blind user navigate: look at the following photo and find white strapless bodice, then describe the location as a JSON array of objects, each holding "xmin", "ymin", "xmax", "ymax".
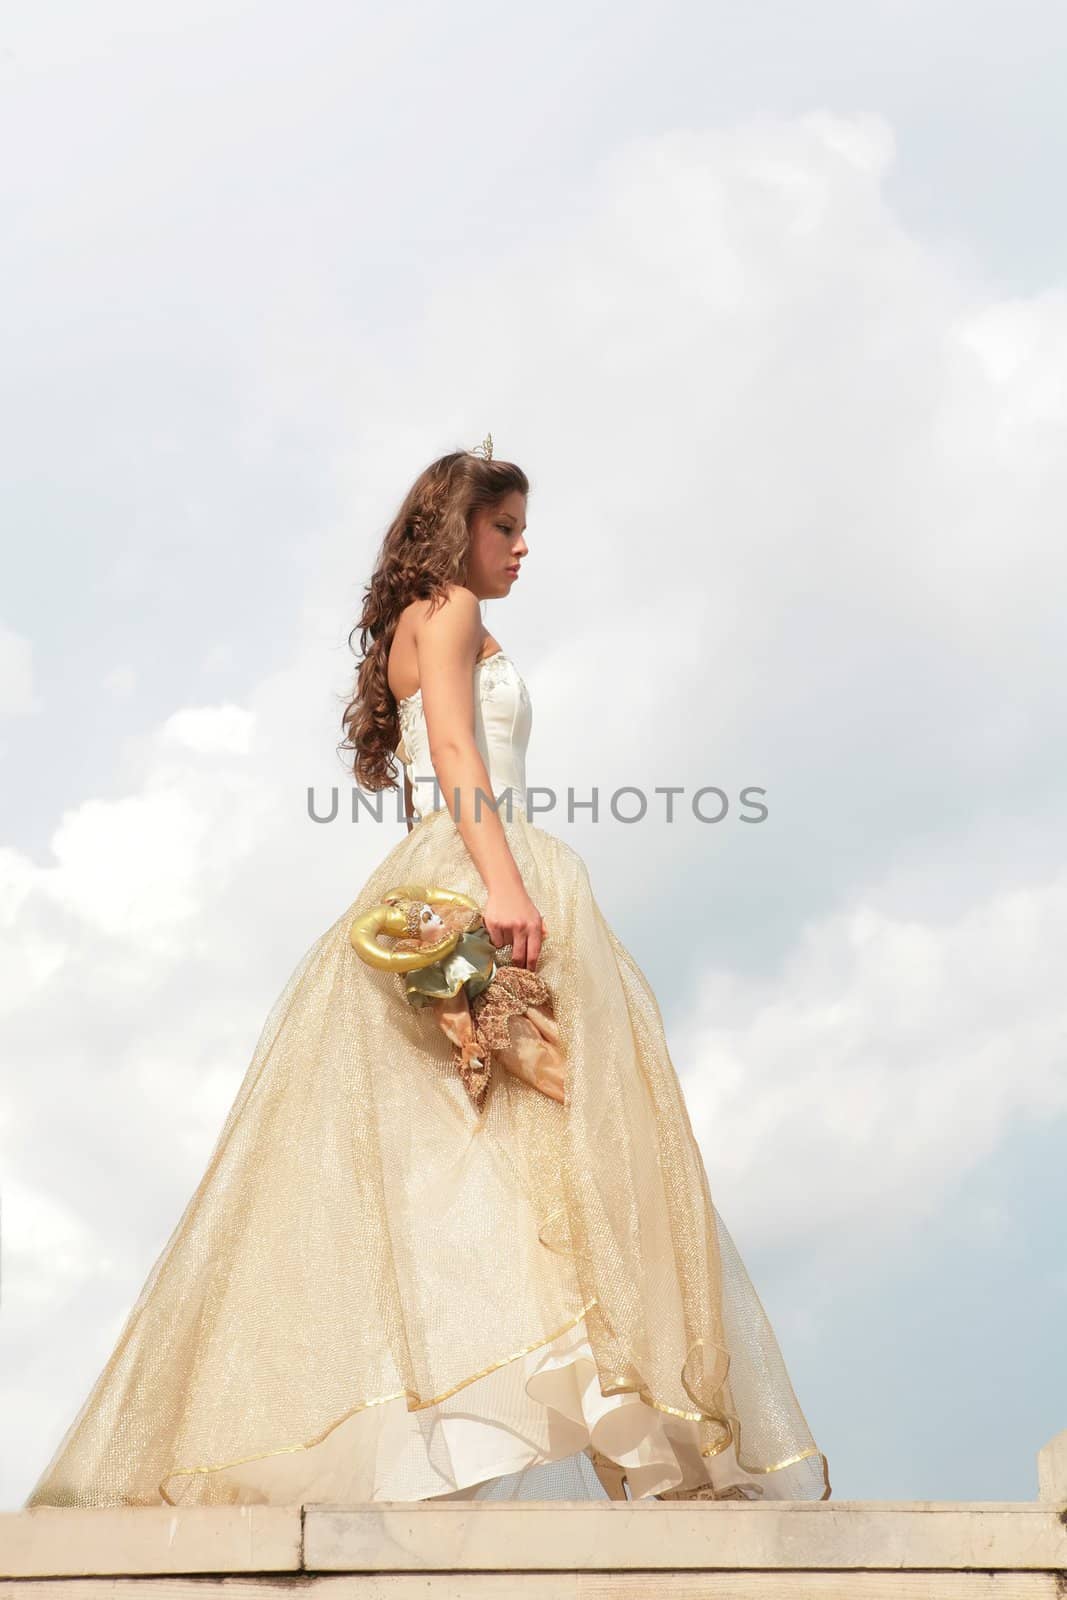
[{"xmin": 395, "ymin": 650, "xmax": 532, "ymax": 823}]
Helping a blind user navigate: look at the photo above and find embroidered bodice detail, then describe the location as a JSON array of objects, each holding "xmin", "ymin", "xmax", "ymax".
[{"xmin": 395, "ymin": 651, "xmax": 532, "ymax": 823}]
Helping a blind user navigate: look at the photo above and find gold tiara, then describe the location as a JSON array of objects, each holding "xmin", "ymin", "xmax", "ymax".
[{"xmin": 469, "ymin": 432, "xmax": 493, "ymax": 461}]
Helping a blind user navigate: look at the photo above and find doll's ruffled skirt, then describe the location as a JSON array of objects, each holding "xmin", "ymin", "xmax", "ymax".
[{"xmin": 23, "ymin": 804, "xmax": 830, "ymax": 1508}]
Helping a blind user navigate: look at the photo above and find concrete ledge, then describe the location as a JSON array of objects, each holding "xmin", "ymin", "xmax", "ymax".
[
  {"xmin": 3, "ymin": 1500, "xmax": 1067, "ymax": 1584},
  {"xmin": 305, "ymin": 1501, "xmax": 1067, "ymax": 1573},
  {"xmin": 0, "ymin": 1505, "xmax": 302, "ymax": 1578}
]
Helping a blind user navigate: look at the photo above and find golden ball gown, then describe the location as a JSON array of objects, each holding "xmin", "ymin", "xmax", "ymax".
[{"xmin": 24, "ymin": 648, "xmax": 831, "ymax": 1507}]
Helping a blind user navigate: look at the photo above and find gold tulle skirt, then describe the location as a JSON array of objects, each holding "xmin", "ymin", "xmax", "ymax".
[{"xmin": 24, "ymin": 805, "xmax": 831, "ymax": 1507}]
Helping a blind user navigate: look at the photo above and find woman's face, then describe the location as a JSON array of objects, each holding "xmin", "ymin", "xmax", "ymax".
[{"xmin": 465, "ymin": 490, "xmax": 529, "ymax": 600}]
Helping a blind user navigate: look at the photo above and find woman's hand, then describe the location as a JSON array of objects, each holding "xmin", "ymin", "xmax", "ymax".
[{"xmin": 482, "ymin": 884, "xmax": 547, "ymax": 971}]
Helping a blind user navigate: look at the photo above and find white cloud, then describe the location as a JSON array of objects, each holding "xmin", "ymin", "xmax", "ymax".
[
  {"xmin": 675, "ymin": 869, "xmax": 1067, "ymax": 1250},
  {"xmin": 804, "ymin": 109, "xmax": 896, "ymax": 177},
  {"xmin": 0, "ymin": 626, "xmax": 39, "ymax": 716},
  {"xmin": 958, "ymin": 290, "xmax": 1067, "ymax": 437},
  {"xmin": 1, "ymin": 1177, "xmax": 122, "ymax": 1318},
  {"xmin": 102, "ymin": 665, "xmax": 137, "ymax": 699},
  {"xmin": 43, "ymin": 788, "xmax": 207, "ymax": 940},
  {"xmin": 158, "ymin": 703, "xmax": 255, "ymax": 755}
]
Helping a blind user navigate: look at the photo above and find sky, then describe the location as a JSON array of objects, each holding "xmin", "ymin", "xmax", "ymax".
[{"xmin": 2, "ymin": 0, "xmax": 1066, "ymax": 1509}]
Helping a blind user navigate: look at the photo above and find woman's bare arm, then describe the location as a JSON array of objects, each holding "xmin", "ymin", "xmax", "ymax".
[
  {"xmin": 417, "ymin": 588, "xmax": 523, "ymax": 891},
  {"xmin": 416, "ymin": 588, "xmax": 544, "ymax": 968}
]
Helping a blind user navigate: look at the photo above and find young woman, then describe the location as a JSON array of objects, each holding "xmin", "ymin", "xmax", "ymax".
[{"xmin": 24, "ymin": 442, "xmax": 831, "ymax": 1508}]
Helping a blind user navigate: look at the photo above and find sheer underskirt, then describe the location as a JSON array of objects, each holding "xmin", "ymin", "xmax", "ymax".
[{"xmin": 205, "ymin": 1313, "xmax": 799, "ymax": 1506}]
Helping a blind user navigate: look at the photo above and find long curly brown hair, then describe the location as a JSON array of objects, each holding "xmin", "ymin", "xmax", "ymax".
[{"xmin": 338, "ymin": 448, "xmax": 530, "ymax": 793}]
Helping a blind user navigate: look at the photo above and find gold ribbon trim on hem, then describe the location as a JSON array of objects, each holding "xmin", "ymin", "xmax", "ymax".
[
  {"xmin": 533, "ymin": 1204, "xmax": 830, "ymax": 1498},
  {"xmin": 159, "ymin": 1303, "xmax": 830, "ymax": 1504},
  {"xmin": 158, "ymin": 1295, "xmax": 600, "ymax": 1504},
  {"xmin": 601, "ymin": 1327, "xmax": 832, "ymax": 1500}
]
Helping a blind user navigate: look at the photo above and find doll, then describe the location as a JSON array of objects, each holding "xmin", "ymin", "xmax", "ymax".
[{"xmin": 349, "ymin": 884, "xmax": 565, "ymax": 1112}]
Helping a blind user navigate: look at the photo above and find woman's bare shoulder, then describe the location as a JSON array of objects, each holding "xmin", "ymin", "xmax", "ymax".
[
  {"xmin": 409, "ymin": 584, "xmax": 478, "ymax": 622},
  {"xmin": 407, "ymin": 585, "xmax": 482, "ymax": 644}
]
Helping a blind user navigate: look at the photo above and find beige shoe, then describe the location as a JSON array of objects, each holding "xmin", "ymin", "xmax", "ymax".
[{"xmin": 585, "ymin": 1446, "xmax": 629, "ymax": 1501}]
